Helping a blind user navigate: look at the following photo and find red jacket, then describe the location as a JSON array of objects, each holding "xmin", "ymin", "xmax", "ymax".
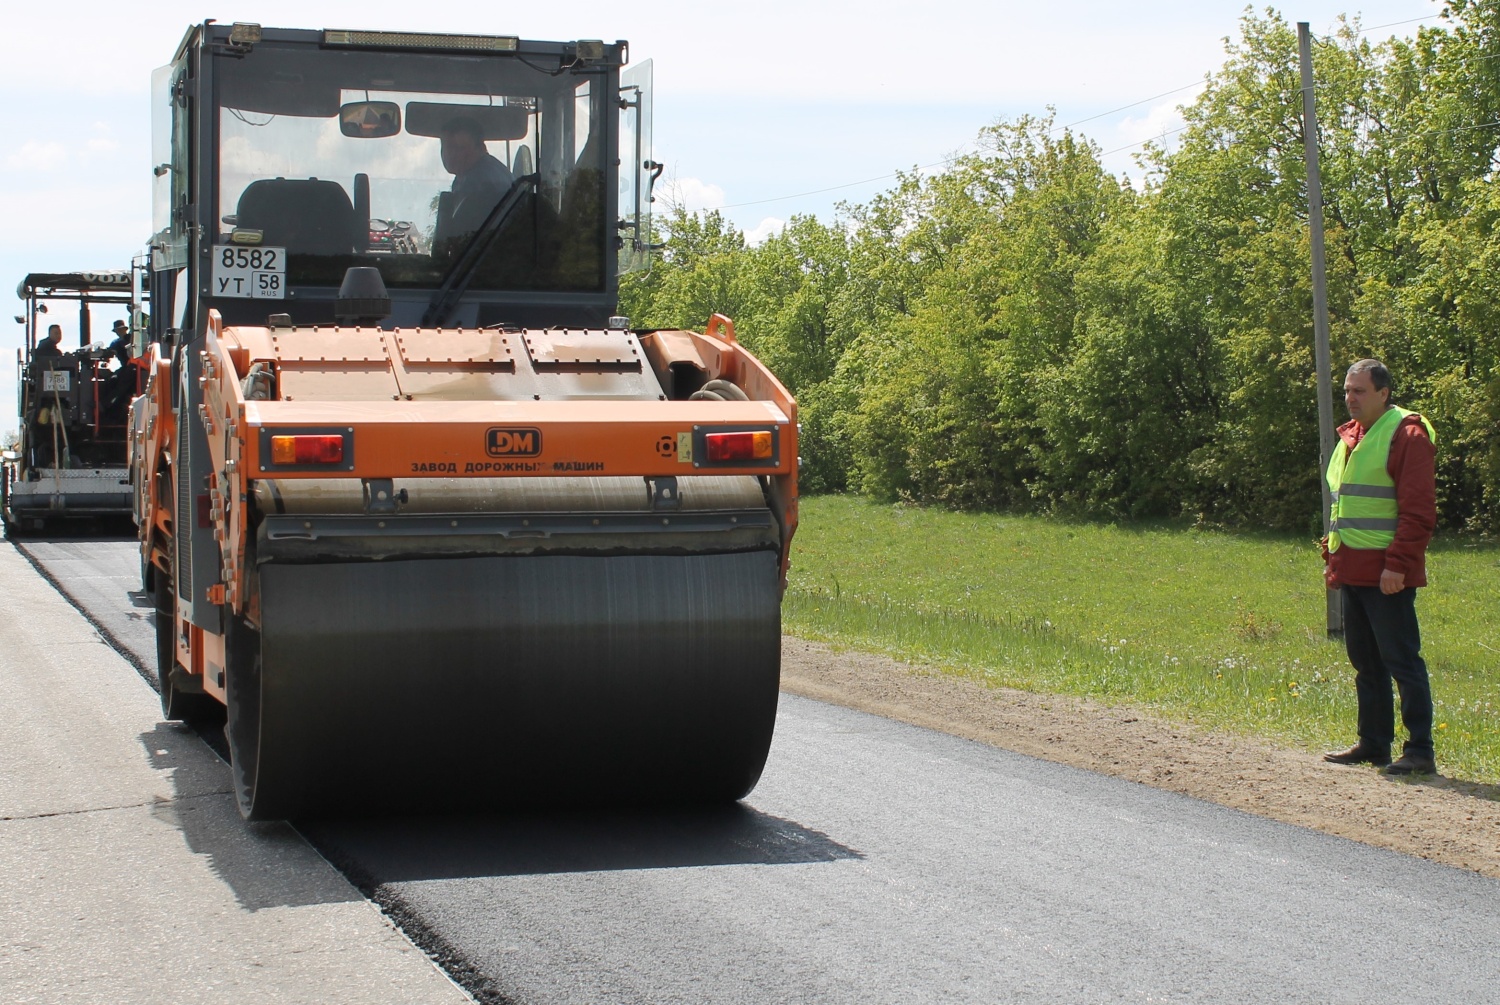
[{"xmin": 1323, "ymin": 412, "xmax": 1436, "ymax": 588}]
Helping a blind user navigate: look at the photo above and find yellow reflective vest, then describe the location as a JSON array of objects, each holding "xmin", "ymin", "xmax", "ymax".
[{"xmin": 1325, "ymin": 406, "xmax": 1435, "ymax": 552}]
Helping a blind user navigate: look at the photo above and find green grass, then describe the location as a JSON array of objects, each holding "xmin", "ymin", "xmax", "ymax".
[{"xmin": 785, "ymin": 496, "xmax": 1500, "ymax": 785}]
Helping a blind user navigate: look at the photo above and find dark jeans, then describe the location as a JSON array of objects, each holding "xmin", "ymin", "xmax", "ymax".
[{"xmin": 1342, "ymin": 585, "xmax": 1433, "ymax": 757}]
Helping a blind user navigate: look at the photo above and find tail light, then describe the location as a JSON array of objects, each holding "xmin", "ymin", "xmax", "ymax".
[
  {"xmin": 270, "ymin": 434, "xmax": 345, "ymax": 465},
  {"xmin": 704, "ymin": 430, "xmax": 773, "ymax": 462}
]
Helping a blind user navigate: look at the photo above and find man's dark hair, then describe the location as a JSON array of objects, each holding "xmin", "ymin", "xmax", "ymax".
[
  {"xmin": 441, "ymin": 117, "xmax": 485, "ymax": 146},
  {"xmin": 1347, "ymin": 358, "xmax": 1391, "ymax": 393},
  {"xmin": 46, "ymin": 324, "xmax": 61, "ymax": 339}
]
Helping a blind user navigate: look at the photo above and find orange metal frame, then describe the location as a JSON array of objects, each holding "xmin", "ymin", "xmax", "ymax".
[{"xmin": 140, "ymin": 312, "xmax": 799, "ymax": 690}]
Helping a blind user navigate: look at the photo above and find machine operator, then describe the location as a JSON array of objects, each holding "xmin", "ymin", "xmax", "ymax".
[
  {"xmin": 33, "ymin": 324, "xmax": 65, "ymax": 362},
  {"xmin": 434, "ymin": 117, "xmax": 514, "ymax": 247},
  {"xmin": 28, "ymin": 324, "xmax": 68, "ymax": 467}
]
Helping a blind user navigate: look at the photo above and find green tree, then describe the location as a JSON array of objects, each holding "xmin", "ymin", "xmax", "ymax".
[{"xmin": 624, "ymin": 5, "xmax": 1500, "ymax": 531}]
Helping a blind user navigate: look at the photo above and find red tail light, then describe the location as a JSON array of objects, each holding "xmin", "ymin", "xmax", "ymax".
[
  {"xmin": 704, "ymin": 430, "xmax": 773, "ymax": 462},
  {"xmin": 270, "ymin": 434, "xmax": 345, "ymax": 465}
]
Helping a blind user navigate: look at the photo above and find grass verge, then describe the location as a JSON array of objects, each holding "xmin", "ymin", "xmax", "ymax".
[{"xmin": 785, "ymin": 496, "xmax": 1500, "ymax": 784}]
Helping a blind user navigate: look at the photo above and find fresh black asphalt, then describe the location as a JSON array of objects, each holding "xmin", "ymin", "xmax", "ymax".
[{"xmin": 18, "ymin": 534, "xmax": 1500, "ymax": 1004}]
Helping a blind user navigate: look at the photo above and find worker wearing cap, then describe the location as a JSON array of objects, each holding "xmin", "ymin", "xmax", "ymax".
[
  {"xmin": 101, "ymin": 320, "xmax": 140, "ymax": 423},
  {"xmin": 1322, "ymin": 358, "xmax": 1437, "ymax": 777},
  {"xmin": 108, "ymin": 319, "xmax": 131, "ymax": 364}
]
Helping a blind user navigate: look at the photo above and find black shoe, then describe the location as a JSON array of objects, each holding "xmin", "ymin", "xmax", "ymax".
[
  {"xmin": 1383, "ymin": 752, "xmax": 1437, "ymax": 776},
  {"xmin": 1323, "ymin": 743, "xmax": 1391, "ymax": 766}
]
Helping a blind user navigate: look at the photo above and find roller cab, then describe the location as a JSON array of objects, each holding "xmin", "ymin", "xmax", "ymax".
[{"xmin": 134, "ymin": 22, "xmax": 797, "ymax": 819}]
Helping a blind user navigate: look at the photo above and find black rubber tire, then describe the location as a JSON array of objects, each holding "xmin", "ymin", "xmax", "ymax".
[
  {"xmin": 2, "ymin": 468, "xmax": 24, "ymax": 540},
  {"xmin": 224, "ymin": 611, "xmax": 265, "ymax": 819},
  {"xmin": 156, "ymin": 573, "xmax": 224, "ymax": 726}
]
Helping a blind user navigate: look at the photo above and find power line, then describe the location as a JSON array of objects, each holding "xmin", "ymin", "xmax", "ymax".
[
  {"xmin": 1409, "ymin": 116, "xmax": 1500, "ymax": 140},
  {"xmin": 719, "ymin": 111, "xmax": 1201, "ymax": 212},
  {"xmin": 1352, "ymin": 13, "xmax": 1443, "ymax": 35},
  {"xmin": 719, "ymin": 106, "xmax": 1500, "ymax": 215},
  {"xmin": 716, "ymin": 102, "xmax": 1204, "ymax": 211},
  {"xmin": 717, "ymin": 104, "xmax": 1500, "ymax": 219},
  {"xmin": 715, "ymin": 13, "xmax": 1461, "ymax": 216},
  {"xmin": 1052, "ymin": 81, "xmax": 1205, "ymax": 133},
  {"xmin": 718, "ymin": 76, "xmax": 1217, "ymax": 210},
  {"xmin": 719, "ymin": 170, "xmax": 934, "ymax": 210},
  {"xmin": 1098, "ymin": 126, "xmax": 1189, "ymax": 158}
]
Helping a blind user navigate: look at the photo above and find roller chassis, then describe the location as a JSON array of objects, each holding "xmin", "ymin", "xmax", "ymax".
[{"xmin": 138, "ymin": 312, "xmax": 799, "ymax": 818}]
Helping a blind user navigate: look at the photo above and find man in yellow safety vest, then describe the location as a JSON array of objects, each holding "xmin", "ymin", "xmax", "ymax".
[{"xmin": 1321, "ymin": 359, "xmax": 1437, "ymax": 776}]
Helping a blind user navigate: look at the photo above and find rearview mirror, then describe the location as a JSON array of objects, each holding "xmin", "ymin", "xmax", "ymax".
[
  {"xmin": 340, "ymin": 101, "xmax": 401, "ymax": 138},
  {"xmin": 405, "ymin": 102, "xmax": 530, "ymax": 140}
]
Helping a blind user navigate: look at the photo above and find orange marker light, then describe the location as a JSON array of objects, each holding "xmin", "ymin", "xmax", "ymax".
[
  {"xmin": 704, "ymin": 430, "xmax": 773, "ymax": 463},
  {"xmin": 270, "ymin": 434, "xmax": 345, "ymax": 465}
]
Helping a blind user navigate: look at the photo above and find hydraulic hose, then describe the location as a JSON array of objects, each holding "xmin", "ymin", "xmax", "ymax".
[{"xmin": 689, "ymin": 378, "xmax": 749, "ymax": 402}]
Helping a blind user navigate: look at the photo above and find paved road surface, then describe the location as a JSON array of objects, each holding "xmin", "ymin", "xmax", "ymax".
[
  {"xmin": 13, "ymin": 534, "xmax": 1500, "ymax": 1004},
  {"xmin": 0, "ymin": 541, "xmax": 471, "ymax": 1005}
]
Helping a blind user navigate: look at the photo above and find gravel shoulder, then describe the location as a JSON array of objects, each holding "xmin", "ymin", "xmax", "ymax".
[{"xmin": 782, "ymin": 636, "xmax": 1500, "ymax": 879}]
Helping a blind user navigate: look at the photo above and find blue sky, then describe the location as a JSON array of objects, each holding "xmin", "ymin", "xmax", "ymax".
[{"xmin": 0, "ymin": 0, "xmax": 1443, "ymax": 435}]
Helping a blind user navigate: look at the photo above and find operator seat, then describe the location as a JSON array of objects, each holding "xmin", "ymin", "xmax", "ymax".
[{"xmin": 236, "ymin": 178, "xmax": 357, "ymax": 256}]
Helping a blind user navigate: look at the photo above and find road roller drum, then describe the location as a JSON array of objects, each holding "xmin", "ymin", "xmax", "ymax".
[{"xmin": 229, "ymin": 550, "xmax": 781, "ymax": 819}]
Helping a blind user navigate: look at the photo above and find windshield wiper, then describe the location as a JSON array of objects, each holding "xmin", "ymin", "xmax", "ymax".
[{"xmin": 422, "ymin": 175, "xmax": 536, "ymax": 328}]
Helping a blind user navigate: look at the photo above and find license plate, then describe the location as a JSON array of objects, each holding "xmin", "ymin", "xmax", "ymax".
[{"xmin": 212, "ymin": 246, "xmax": 286, "ymax": 299}]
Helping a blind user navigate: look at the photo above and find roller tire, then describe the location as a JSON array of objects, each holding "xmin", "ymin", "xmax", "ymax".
[
  {"xmin": 225, "ymin": 611, "xmax": 269, "ymax": 820},
  {"xmin": 0, "ymin": 470, "xmax": 12, "ymax": 539},
  {"xmin": 156, "ymin": 573, "xmax": 224, "ymax": 727},
  {"xmin": 2, "ymin": 468, "xmax": 26, "ymax": 540}
]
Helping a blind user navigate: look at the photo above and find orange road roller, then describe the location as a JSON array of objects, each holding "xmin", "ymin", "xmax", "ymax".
[{"xmin": 133, "ymin": 22, "xmax": 797, "ymax": 819}]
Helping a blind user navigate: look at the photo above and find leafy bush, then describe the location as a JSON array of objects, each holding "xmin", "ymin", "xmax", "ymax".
[{"xmin": 626, "ymin": 8, "xmax": 1500, "ymax": 531}]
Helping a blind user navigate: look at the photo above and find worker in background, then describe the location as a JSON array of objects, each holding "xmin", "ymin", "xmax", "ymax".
[
  {"xmin": 101, "ymin": 320, "xmax": 138, "ymax": 424},
  {"xmin": 107, "ymin": 319, "xmax": 130, "ymax": 363},
  {"xmin": 435, "ymin": 117, "xmax": 514, "ymax": 245},
  {"xmin": 29, "ymin": 324, "xmax": 68, "ymax": 468},
  {"xmin": 30, "ymin": 323, "xmax": 66, "ymax": 395},
  {"xmin": 33, "ymin": 324, "xmax": 64, "ymax": 362},
  {"xmin": 1322, "ymin": 359, "xmax": 1438, "ymax": 776}
]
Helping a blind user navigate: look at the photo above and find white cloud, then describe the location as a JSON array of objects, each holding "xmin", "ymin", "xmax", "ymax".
[
  {"xmin": 662, "ymin": 175, "xmax": 725, "ymax": 213},
  {"xmin": 743, "ymin": 217, "xmax": 785, "ymax": 245},
  {"xmin": 0, "ymin": 1, "xmax": 1227, "ymax": 106},
  {"xmin": 1114, "ymin": 84, "xmax": 1205, "ymax": 152},
  {"xmin": 6, "ymin": 141, "xmax": 68, "ymax": 172},
  {"xmin": 0, "ymin": 180, "xmax": 148, "ymax": 257},
  {"xmin": 0, "ymin": 177, "xmax": 149, "ymax": 408}
]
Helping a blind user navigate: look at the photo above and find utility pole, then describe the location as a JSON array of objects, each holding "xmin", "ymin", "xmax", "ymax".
[{"xmin": 1299, "ymin": 21, "xmax": 1343, "ymax": 639}]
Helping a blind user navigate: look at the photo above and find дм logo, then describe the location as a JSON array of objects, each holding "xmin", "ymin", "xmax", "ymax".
[{"xmin": 486, "ymin": 427, "xmax": 542, "ymax": 457}]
